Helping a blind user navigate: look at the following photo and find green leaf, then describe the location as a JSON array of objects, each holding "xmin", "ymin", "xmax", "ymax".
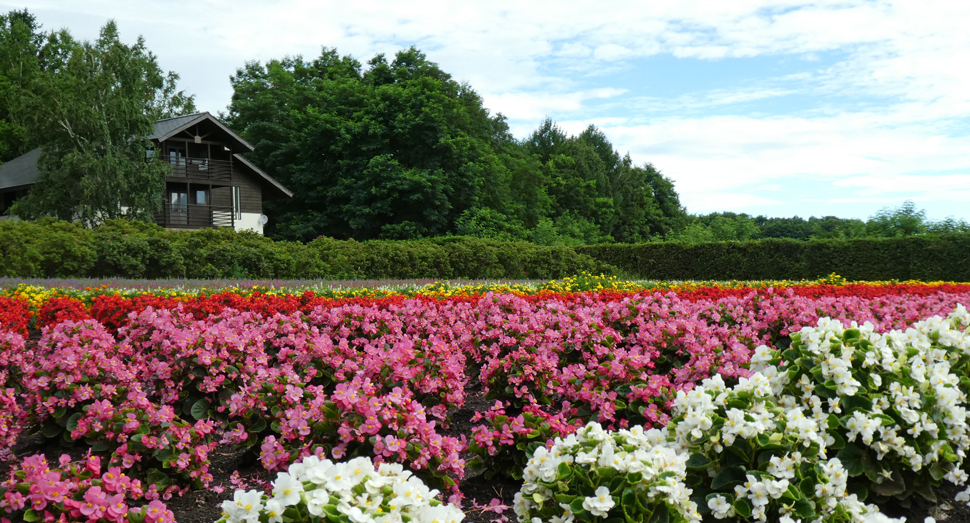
[
  {"xmin": 870, "ymin": 470, "xmax": 906, "ymax": 497},
  {"xmin": 733, "ymin": 498, "xmax": 752, "ymax": 519},
  {"xmin": 146, "ymin": 468, "xmax": 169, "ymax": 488},
  {"xmin": 915, "ymin": 479, "xmax": 937, "ymax": 503},
  {"xmin": 710, "ymin": 465, "xmax": 746, "ymax": 490},
  {"xmin": 24, "ymin": 509, "xmax": 41, "ymax": 522},
  {"xmin": 557, "ymin": 461, "xmax": 572, "ymax": 479},
  {"xmin": 646, "ymin": 506, "xmax": 669, "ymax": 523},
  {"xmin": 42, "ymin": 421, "xmax": 63, "ymax": 438},
  {"xmin": 685, "ymin": 453, "xmax": 711, "ymax": 470},
  {"xmin": 66, "ymin": 412, "xmax": 83, "ymax": 433},
  {"xmin": 842, "ymin": 395, "xmax": 872, "ymax": 413},
  {"xmin": 793, "ymin": 497, "xmax": 815, "ymax": 518},
  {"xmin": 53, "ymin": 407, "xmax": 67, "ymax": 419},
  {"xmin": 597, "ymin": 467, "xmax": 617, "ymax": 479},
  {"xmin": 836, "ymin": 443, "xmax": 865, "ymax": 477},
  {"xmin": 190, "ymin": 398, "xmax": 211, "ymax": 421}
]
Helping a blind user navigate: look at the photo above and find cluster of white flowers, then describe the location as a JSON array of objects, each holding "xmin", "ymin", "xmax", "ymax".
[
  {"xmin": 219, "ymin": 455, "xmax": 464, "ymax": 523},
  {"xmin": 515, "ymin": 421, "xmax": 701, "ymax": 523},
  {"xmin": 755, "ymin": 307, "xmax": 970, "ymax": 481},
  {"xmin": 711, "ymin": 304, "xmax": 970, "ymax": 520}
]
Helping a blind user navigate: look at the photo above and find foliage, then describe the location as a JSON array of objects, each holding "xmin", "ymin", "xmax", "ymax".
[
  {"xmin": 0, "ymin": 9, "xmax": 46, "ymax": 164},
  {"xmin": 226, "ymin": 50, "xmax": 686, "ymax": 244},
  {"xmin": 2, "ymin": 14, "xmax": 195, "ymax": 225}
]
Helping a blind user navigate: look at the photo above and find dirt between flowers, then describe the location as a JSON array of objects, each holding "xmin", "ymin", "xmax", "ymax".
[{"xmin": 5, "ymin": 336, "xmax": 970, "ymax": 523}]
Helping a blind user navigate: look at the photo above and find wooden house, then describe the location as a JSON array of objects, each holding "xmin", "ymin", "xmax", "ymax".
[{"xmin": 0, "ymin": 112, "xmax": 292, "ymax": 234}]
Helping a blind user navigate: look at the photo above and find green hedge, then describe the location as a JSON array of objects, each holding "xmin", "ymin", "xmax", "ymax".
[
  {"xmin": 576, "ymin": 235, "xmax": 970, "ymax": 281},
  {"xmin": 0, "ymin": 218, "xmax": 611, "ymax": 280}
]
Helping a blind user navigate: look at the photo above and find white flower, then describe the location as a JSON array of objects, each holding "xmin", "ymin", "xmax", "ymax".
[
  {"xmin": 272, "ymin": 472, "xmax": 303, "ymax": 506},
  {"xmin": 264, "ymin": 499, "xmax": 285, "ymax": 523},
  {"xmin": 707, "ymin": 494, "xmax": 734, "ymax": 519},
  {"xmin": 324, "ymin": 462, "xmax": 357, "ymax": 493},
  {"xmin": 222, "ymin": 490, "xmax": 264, "ymax": 523},
  {"xmin": 582, "ymin": 486, "xmax": 615, "ymax": 517}
]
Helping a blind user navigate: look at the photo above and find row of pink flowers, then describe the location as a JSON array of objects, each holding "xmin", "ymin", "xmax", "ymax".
[{"xmin": 0, "ymin": 287, "xmax": 968, "ymax": 514}]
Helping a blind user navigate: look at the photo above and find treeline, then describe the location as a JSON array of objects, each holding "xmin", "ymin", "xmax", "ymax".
[
  {"xmin": 226, "ymin": 49, "xmax": 687, "ymax": 244},
  {"xmin": 669, "ymin": 201, "xmax": 970, "ymax": 243}
]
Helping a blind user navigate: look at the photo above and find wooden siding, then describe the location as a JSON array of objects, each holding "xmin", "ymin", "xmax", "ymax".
[{"xmin": 232, "ymin": 170, "xmax": 263, "ymax": 214}]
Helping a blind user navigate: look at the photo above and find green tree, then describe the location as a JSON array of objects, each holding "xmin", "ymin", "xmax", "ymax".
[
  {"xmin": 227, "ymin": 47, "xmax": 514, "ymax": 241},
  {"xmin": 865, "ymin": 201, "xmax": 927, "ymax": 238},
  {"xmin": 6, "ymin": 17, "xmax": 195, "ymax": 225},
  {"xmin": 0, "ymin": 9, "xmax": 49, "ymax": 164},
  {"xmin": 926, "ymin": 217, "xmax": 970, "ymax": 234}
]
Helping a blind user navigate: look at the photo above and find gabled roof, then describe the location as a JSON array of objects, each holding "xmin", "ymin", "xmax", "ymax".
[
  {"xmin": 233, "ymin": 153, "xmax": 293, "ymax": 199},
  {"xmin": 149, "ymin": 112, "xmax": 255, "ymax": 152},
  {"xmin": 0, "ymin": 113, "xmax": 290, "ymax": 197},
  {"xmin": 0, "ymin": 147, "xmax": 41, "ymax": 191}
]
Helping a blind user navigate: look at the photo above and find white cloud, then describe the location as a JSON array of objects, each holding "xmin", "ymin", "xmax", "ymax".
[{"xmin": 8, "ymin": 0, "xmax": 970, "ymax": 220}]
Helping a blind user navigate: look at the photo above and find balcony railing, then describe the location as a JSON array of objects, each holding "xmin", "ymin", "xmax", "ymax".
[
  {"xmin": 154, "ymin": 203, "xmax": 235, "ymax": 229},
  {"xmin": 165, "ymin": 157, "xmax": 233, "ymax": 183}
]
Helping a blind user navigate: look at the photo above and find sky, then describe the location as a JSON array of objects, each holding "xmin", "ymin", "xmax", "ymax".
[{"xmin": 7, "ymin": 0, "xmax": 970, "ymax": 222}]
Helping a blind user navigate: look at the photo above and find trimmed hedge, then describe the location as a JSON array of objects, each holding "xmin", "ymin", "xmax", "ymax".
[
  {"xmin": 0, "ymin": 218, "xmax": 611, "ymax": 280},
  {"xmin": 576, "ymin": 234, "xmax": 970, "ymax": 281},
  {"xmin": 3, "ymin": 219, "xmax": 967, "ymax": 281}
]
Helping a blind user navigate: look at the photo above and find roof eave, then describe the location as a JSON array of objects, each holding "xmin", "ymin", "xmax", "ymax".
[{"xmin": 154, "ymin": 112, "xmax": 256, "ymax": 152}]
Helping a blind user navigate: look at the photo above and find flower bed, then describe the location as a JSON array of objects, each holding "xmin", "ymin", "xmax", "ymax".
[{"xmin": 0, "ymin": 280, "xmax": 968, "ymax": 522}]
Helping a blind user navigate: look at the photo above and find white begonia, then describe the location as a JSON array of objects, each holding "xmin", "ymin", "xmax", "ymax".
[
  {"xmin": 263, "ymin": 499, "xmax": 285, "ymax": 523},
  {"xmin": 305, "ymin": 488, "xmax": 331, "ymax": 517},
  {"xmin": 271, "ymin": 472, "xmax": 303, "ymax": 506},
  {"xmin": 222, "ymin": 489, "xmax": 264, "ymax": 523},
  {"xmin": 707, "ymin": 494, "xmax": 735, "ymax": 519},
  {"xmin": 582, "ymin": 486, "xmax": 615, "ymax": 517},
  {"xmin": 221, "ymin": 455, "xmax": 461, "ymax": 523},
  {"xmin": 745, "ymin": 475, "xmax": 770, "ymax": 507},
  {"xmin": 324, "ymin": 462, "xmax": 357, "ymax": 493}
]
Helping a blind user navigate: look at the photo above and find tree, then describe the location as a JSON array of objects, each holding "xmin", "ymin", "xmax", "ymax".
[
  {"xmin": 865, "ymin": 201, "xmax": 927, "ymax": 238},
  {"xmin": 5, "ymin": 17, "xmax": 195, "ymax": 225},
  {"xmin": 0, "ymin": 9, "xmax": 49, "ymax": 164},
  {"xmin": 227, "ymin": 47, "xmax": 515, "ymax": 241}
]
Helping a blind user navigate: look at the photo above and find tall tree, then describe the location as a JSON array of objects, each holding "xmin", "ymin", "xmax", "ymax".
[
  {"xmin": 865, "ymin": 200, "xmax": 927, "ymax": 238},
  {"xmin": 0, "ymin": 9, "xmax": 48, "ymax": 163},
  {"xmin": 5, "ymin": 17, "xmax": 195, "ymax": 225},
  {"xmin": 227, "ymin": 47, "xmax": 514, "ymax": 241}
]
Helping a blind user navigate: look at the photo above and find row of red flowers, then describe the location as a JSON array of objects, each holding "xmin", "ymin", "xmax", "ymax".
[{"xmin": 4, "ymin": 282, "xmax": 970, "ymax": 337}]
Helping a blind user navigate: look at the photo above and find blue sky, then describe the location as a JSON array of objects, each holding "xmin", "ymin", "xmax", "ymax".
[{"xmin": 9, "ymin": 0, "xmax": 970, "ymax": 222}]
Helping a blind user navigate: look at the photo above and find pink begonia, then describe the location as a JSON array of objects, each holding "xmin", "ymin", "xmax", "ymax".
[{"xmin": 1, "ymin": 287, "xmax": 967, "ymax": 507}]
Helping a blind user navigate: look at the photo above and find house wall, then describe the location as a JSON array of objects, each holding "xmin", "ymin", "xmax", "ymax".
[{"xmin": 235, "ymin": 212, "xmax": 265, "ymax": 234}]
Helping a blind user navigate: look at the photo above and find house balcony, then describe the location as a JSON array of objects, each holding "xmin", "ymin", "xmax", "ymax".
[
  {"xmin": 166, "ymin": 157, "xmax": 233, "ymax": 183},
  {"xmin": 154, "ymin": 203, "xmax": 235, "ymax": 229}
]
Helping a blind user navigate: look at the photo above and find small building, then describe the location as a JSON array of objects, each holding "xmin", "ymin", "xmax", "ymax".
[{"xmin": 0, "ymin": 112, "xmax": 292, "ymax": 234}]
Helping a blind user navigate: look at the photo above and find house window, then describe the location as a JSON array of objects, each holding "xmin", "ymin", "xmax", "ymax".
[
  {"xmin": 232, "ymin": 186, "xmax": 242, "ymax": 219},
  {"xmin": 168, "ymin": 147, "xmax": 185, "ymax": 167},
  {"xmin": 170, "ymin": 191, "xmax": 188, "ymax": 212}
]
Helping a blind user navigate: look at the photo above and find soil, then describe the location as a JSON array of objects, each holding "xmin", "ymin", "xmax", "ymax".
[{"xmin": 6, "ymin": 330, "xmax": 970, "ymax": 523}]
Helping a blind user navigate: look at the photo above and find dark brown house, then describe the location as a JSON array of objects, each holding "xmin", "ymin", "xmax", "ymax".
[{"xmin": 0, "ymin": 112, "xmax": 292, "ymax": 234}]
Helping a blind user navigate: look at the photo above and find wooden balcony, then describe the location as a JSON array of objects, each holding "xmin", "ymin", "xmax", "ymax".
[
  {"xmin": 154, "ymin": 203, "xmax": 235, "ymax": 229},
  {"xmin": 165, "ymin": 157, "xmax": 233, "ymax": 183}
]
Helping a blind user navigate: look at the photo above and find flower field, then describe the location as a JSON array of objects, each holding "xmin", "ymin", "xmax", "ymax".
[{"xmin": 1, "ymin": 276, "xmax": 970, "ymax": 522}]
